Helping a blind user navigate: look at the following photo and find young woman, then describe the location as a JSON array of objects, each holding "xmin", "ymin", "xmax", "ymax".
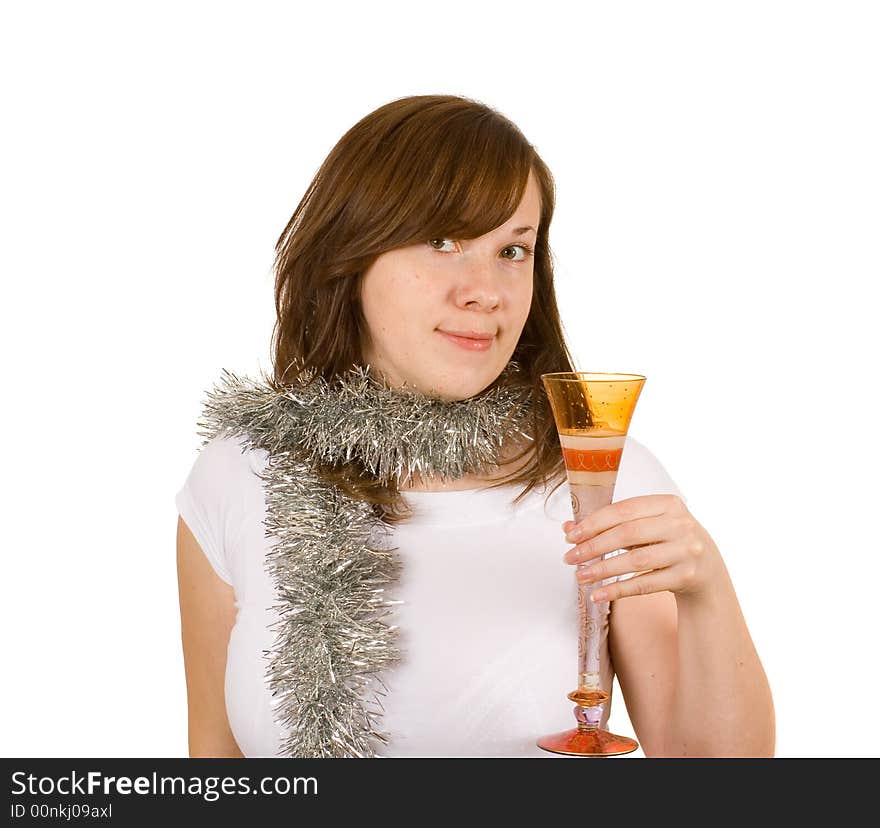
[{"xmin": 175, "ymin": 94, "xmax": 775, "ymax": 758}]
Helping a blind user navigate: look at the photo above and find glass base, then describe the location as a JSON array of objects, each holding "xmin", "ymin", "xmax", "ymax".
[{"xmin": 537, "ymin": 727, "xmax": 639, "ymax": 757}]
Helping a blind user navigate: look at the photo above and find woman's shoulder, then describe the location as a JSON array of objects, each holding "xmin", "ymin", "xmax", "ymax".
[
  {"xmin": 191, "ymin": 431, "xmax": 270, "ymax": 478},
  {"xmin": 176, "ymin": 431, "xmax": 270, "ymax": 530},
  {"xmin": 175, "ymin": 432, "xmax": 271, "ymax": 586},
  {"xmin": 615, "ymin": 435, "xmax": 686, "ymax": 503}
]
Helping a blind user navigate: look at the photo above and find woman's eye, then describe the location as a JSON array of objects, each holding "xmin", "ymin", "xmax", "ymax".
[
  {"xmin": 427, "ymin": 238, "xmax": 534, "ymax": 261},
  {"xmin": 501, "ymin": 243, "xmax": 534, "ymax": 262}
]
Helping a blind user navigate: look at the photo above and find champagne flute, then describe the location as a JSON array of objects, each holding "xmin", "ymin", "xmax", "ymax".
[{"xmin": 537, "ymin": 371, "xmax": 646, "ymax": 757}]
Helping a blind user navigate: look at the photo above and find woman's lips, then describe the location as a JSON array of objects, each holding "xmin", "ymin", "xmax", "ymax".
[{"xmin": 437, "ymin": 330, "xmax": 494, "ymax": 352}]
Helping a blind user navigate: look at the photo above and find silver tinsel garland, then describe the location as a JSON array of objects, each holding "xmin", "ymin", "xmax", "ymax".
[{"xmin": 193, "ymin": 358, "xmax": 535, "ymax": 757}]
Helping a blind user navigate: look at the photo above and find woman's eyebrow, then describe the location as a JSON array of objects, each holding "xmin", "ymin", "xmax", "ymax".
[{"xmin": 511, "ymin": 226, "xmax": 537, "ymax": 236}]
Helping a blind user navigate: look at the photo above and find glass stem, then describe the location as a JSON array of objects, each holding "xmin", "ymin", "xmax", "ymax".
[{"xmin": 576, "ymin": 566, "xmax": 604, "ymax": 690}]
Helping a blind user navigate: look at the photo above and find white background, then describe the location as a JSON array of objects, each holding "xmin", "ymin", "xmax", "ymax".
[{"xmin": 2, "ymin": 1, "xmax": 877, "ymax": 758}]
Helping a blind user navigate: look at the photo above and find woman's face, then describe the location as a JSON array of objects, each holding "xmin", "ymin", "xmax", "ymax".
[{"xmin": 359, "ymin": 169, "xmax": 541, "ymax": 401}]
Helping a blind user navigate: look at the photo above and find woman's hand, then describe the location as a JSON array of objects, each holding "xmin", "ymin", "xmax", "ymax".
[{"xmin": 561, "ymin": 494, "xmax": 728, "ymax": 604}]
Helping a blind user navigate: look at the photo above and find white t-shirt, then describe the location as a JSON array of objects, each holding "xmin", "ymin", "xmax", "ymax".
[{"xmin": 175, "ymin": 432, "xmax": 685, "ymax": 757}]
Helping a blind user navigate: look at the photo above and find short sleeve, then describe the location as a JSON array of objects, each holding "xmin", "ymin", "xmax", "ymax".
[
  {"xmin": 611, "ymin": 436, "xmax": 687, "ymax": 582},
  {"xmin": 614, "ymin": 435, "xmax": 687, "ymax": 505},
  {"xmin": 175, "ymin": 434, "xmax": 248, "ymax": 586}
]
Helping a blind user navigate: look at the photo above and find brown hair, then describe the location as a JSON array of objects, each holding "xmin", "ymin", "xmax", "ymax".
[{"xmin": 267, "ymin": 94, "xmax": 576, "ymax": 524}]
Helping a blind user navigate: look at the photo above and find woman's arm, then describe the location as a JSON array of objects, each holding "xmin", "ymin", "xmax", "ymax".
[
  {"xmin": 665, "ymin": 570, "xmax": 775, "ymax": 757},
  {"xmin": 609, "ymin": 570, "xmax": 776, "ymax": 757},
  {"xmin": 564, "ymin": 494, "xmax": 775, "ymax": 757},
  {"xmin": 176, "ymin": 515, "xmax": 244, "ymax": 758},
  {"xmin": 606, "ymin": 590, "xmax": 679, "ymax": 757}
]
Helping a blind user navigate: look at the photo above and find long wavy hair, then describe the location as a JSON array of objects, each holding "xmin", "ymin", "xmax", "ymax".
[{"xmin": 267, "ymin": 94, "xmax": 576, "ymax": 524}]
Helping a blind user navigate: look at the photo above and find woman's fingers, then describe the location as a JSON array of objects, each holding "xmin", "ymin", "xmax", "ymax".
[{"xmin": 576, "ymin": 541, "xmax": 678, "ymax": 584}]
